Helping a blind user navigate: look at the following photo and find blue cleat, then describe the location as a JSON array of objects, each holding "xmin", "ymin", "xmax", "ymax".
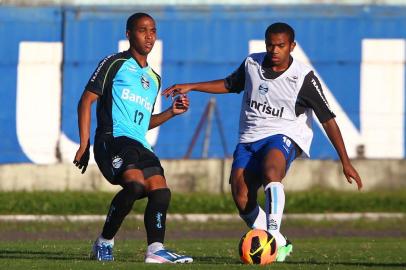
[
  {"xmin": 145, "ymin": 249, "xmax": 193, "ymax": 264},
  {"xmin": 91, "ymin": 241, "xmax": 114, "ymax": 261}
]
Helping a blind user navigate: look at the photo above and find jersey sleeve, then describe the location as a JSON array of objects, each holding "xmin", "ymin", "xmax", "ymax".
[
  {"xmin": 84, "ymin": 54, "xmax": 116, "ymax": 96},
  {"xmin": 151, "ymin": 68, "xmax": 162, "ymax": 91},
  {"xmin": 150, "ymin": 68, "xmax": 162, "ymax": 114},
  {"xmin": 224, "ymin": 59, "xmax": 246, "ymax": 93},
  {"xmin": 295, "ymin": 71, "xmax": 336, "ymax": 123}
]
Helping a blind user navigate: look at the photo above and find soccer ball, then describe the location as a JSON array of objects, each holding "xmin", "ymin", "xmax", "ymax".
[{"xmin": 238, "ymin": 229, "xmax": 277, "ymax": 265}]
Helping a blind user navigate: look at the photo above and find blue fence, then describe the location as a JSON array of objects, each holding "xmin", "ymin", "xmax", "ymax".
[{"xmin": 1, "ymin": 5, "xmax": 406, "ymax": 163}]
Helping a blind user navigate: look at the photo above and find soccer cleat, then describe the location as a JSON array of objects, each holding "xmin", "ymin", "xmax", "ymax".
[
  {"xmin": 91, "ymin": 241, "xmax": 114, "ymax": 261},
  {"xmin": 145, "ymin": 249, "xmax": 193, "ymax": 264},
  {"xmin": 276, "ymin": 239, "xmax": 293, "ymax": 262}
]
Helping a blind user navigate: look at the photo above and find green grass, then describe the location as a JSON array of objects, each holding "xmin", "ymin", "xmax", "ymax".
[
  {"xmin": 1, "ymin": 218, "xmax": 406, "ymax": 236},
  {"xmin": 0, "ymin": 218, "xmax": 405, "ymax": 269},
  {"xmin": 0, "ymin": 189, "xmax": 405, "ymax": 214},
  {"xmin": 0, "ymin": 238, "xmax": 405, "ymax": 270}
]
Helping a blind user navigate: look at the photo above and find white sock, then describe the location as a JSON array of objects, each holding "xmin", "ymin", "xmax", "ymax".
[
  {"xmin": 240, "ymin": 204, "xmax": 267, "ymax": 231},
  {"xmin": 265, "ymin": 182, "xmax": 287, "ymax": 247},
  {"xmin": 97, "ymin": 235, "xmax": 114, "ymax": 246},
  {"xmin": 147, "ymin": 242, "xmax": 164, "ymax": 254}
]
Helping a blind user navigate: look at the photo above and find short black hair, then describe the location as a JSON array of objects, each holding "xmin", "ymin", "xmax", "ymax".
[
  {"xmin": 126, "ymin": 12, "xmax": 154, "ymax": 31},
  {"xmin": 265, "ymin": 22, "xmax": 295, "ymax": 43}
]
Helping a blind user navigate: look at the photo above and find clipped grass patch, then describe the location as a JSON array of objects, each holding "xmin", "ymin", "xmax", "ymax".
[{"xmin": 0, "ymin": 189, "xmax": 405, "ymax": 214}]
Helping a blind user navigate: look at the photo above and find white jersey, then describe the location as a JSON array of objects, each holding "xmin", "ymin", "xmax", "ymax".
[{"xmin": 237, "ymin": 53, "xmax": 316, "ymax": 157}]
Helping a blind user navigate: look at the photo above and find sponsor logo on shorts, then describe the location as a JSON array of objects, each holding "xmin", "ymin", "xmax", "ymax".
[{"xmin": 112, "ymin": 156, "xmax": 123, "ymax": 169}]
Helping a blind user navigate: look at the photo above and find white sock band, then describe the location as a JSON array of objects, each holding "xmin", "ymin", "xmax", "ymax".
[
  {"xmin": 265, "ymin": 182, "xmax": 287, "ymax": 246},
  {"xmin": 97, "ymin": 235, "xmax": 114, "ymax": 245},
  {"xmin": 147, "ymin": 242, "xmax": 164, "ymax": 254}
]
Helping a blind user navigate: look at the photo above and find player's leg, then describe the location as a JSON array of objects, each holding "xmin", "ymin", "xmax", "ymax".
[
  {"xmin": 92, "ymin": 136, "xmax": 148, "ymax": 261},
  {"xmin": 260, "ymin": 135, "xmax": 297, "ymax": 262},
  {"xmin": 230, "ymin": 168, "xmax": 267, "ymax": 230},
  {"xmin": 263, "ymin": 149, "xmax": 287, "ymax": 246},
  {"xmin": 101, "ymin": 170, "xmax": 146, "ymax": 238},
  {"xmin": 140, "ymin": 154, "xmax": 193, "ymax": 264},
  {"xmin": 92, "ymin": 170, "xmax": 147, "ymax": 261},
  {"xmin": 231, "ymin": 143, "xmax": 267, "ymax": 230}
]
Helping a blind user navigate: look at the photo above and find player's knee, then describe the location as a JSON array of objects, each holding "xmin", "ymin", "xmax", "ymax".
[
  {"xmin": 148, "ymin": 188, "xmax": 171, "ymax": 207},
  {"xmin": 122, "ymin": 181, "xmax": 146, "ymax": 202},
  {"xmin": 263, "ymin": 167, "xmax": 285, "ymax": 182}
]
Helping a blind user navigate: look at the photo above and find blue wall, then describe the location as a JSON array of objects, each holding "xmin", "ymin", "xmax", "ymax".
[
  {"xmin": 1, "ymin": 5, "xmax": 406, "ymax": 163},
  {"xmin": 0, "ymin": 7, "xmax": 62, "ymax": 163}
]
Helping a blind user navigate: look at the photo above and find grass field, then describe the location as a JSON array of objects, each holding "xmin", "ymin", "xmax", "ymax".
[
  {"xmin": 1, "ymin": 190, "xmax": 405, "ymax": 269},
  {"xmin": 1, "ymin": 238, "xmax": 405, "ymax": 270},
  {"xmin": 1, "ymin": 189, "xmax": 406, "ymax": 214},
  {"xmin": 0, "ymin": 219, "xmax": 405, "ymax": 270}
]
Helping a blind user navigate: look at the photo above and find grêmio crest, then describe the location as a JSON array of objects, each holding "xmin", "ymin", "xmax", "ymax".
[{"xmin": 141, "ymin": 75, "xmax": 150, "ymax": 90}]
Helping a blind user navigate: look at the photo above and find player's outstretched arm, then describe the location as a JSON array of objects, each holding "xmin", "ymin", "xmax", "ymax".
[
  {"xmin": 162, "ymin": 79, "xmax": 229, "ymax": 98},
  {"xmin": 73, "ymin": 90, "xmax": 99, "ymax": 174},
  {"xmin": 322, "ymin": 118, "xmax": 363, "ymax": 190},
  {"xmin": 149, "ymin": 94, "xmax": 190, "ymax": 130}
]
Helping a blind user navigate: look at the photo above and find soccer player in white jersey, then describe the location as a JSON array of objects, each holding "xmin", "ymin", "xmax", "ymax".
[{"xmin": 163, "ymin": 22, "xmax": 363, "ymax": 262}]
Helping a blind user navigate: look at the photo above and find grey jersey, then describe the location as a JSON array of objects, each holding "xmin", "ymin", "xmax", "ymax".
[{"xmin": 224, "ymin": 52, "xmax": 335, "ymax": 157}]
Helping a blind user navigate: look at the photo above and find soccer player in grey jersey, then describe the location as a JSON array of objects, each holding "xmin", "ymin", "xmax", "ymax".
[{"xmin": 163, "ymin": 22, "xmax": 363, "ymax": 262}]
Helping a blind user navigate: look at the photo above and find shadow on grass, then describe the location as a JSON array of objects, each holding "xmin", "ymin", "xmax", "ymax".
[
  {"xmin": 286, "ymin": 260, "xmax": 406, "ymax": 268},
  {"xmin": 0, "ymin": 251, "xmax": 237, "ymax": 264},
  {"xmin": 193, "ymin": 256, "xmax": 240, "ymax": 264},
  {"xmin": 0, "ymin": 249, "xmax": 163, "ymax": 263},
  {"xmin": 1, "ymin": 250, "xmax": 405, "ymax": 268},
  {"xmin": 0, "ymin": 249, "xmax": 87, "ymax": 261},
  {"xmin": 194, "ymin": 257, "xmax": 406, "ymax": 267}
]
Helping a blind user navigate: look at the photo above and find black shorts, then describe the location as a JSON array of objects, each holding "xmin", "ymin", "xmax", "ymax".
[{"xmin": 94, "ymin": 134, "xmax": 164, "ymax": 184}]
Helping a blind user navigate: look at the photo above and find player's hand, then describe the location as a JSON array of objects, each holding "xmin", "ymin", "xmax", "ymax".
[
  {"xmin": 171, "ymin": 94, "xmax": 189, "ymax": 115},
  {"xmin": 162, "ymin": 83, "xmax": 193, "ymax": 98},
  {"xmin": 73, "ymin": 140, "xmax": 90, "ymax": 174},
  {"xmin": 342, "ymin": 163, "xmax": 363, "ymax": 190}
]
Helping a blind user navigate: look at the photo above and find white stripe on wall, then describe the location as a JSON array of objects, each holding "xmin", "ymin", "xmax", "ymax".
[
  {"xmin": 16, "ymin": 42, "xmax": 63, "ymax": 164},
  {"xmin": 360, "ymin": 39, "xmax": 405, "ymax": 158}
]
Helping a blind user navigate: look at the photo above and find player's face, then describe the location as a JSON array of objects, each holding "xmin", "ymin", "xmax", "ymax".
[
  {"xmin": 265, "ymin": 32, "xmax": 295, "ymax": 69},
  {"xmin": 127, "ymin": 16, "xmax": 156, "ymax": 56}
]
